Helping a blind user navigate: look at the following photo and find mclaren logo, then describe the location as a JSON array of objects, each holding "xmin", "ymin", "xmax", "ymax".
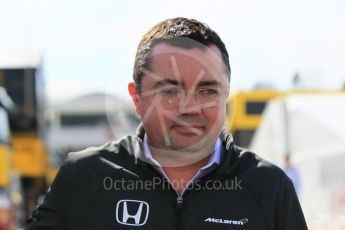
[
  {"xmin": 115, "ymin": 200, "xmax": 149, "ymax": 226},
  {"xmin": 204, "ymin": 217, "xmax": 249, "ymax": 225}
]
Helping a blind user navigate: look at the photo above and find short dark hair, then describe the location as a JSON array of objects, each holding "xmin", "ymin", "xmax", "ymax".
[{"xmin": 133, "ymin": 17, "xmax": 231, "ymax": 93}]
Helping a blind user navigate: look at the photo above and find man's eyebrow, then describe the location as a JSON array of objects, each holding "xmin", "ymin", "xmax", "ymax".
[
  {"xmin": 153, "ymin": 79, "xmax": 221, "ymax": 88},
  {"xmin": 154, "ymin": 79, "xmax": 180, "ymax": 88},
  {"xmin": 197, "ymin": 80, "xmax": 221, "ymax": 87}
]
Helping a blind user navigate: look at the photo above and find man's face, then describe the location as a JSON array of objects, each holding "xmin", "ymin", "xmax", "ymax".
[{"xmin": 129, "ymin": 43, "xmax": 230, "ymax": 152}]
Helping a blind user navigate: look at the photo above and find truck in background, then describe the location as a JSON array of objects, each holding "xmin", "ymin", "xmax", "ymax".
[
  {"xmin": 0, "ymin": 60, "xmax": 53, "ymax": 223},
  {"xmin": 0, "ymin": 87, "xmax": 22, "ymax": 230}
]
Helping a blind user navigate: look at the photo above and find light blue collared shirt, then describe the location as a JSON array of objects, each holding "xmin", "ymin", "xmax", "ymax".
[{"xmin": 143, "ymin": 134, "xmax": 223, "ymax": 194}]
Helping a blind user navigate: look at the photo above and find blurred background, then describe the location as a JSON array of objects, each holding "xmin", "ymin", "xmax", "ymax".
[{"xmin": 0, "ymin": 0, "xmax": 344, "ymax": 229}]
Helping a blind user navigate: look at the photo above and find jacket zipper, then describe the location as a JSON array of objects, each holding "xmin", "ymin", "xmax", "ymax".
[{"xmin": 176, "ymin": 195, "xmax": 184, "ymax": 230}]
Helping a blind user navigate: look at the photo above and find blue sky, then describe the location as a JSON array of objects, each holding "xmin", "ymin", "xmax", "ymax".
[{"xmin": 0, "ymin": 0, "xmax": 344, "ymax": 102}]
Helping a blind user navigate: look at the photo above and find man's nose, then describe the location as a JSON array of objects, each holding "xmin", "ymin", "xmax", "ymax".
[{"xmin": 178, "ymin": 92, "xmax": 201, "ymax": 114}]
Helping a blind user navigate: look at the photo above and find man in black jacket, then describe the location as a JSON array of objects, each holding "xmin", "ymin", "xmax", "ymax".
[{"xmin": 26, "ymin": 17, "xmax": 308, "ymax": 230}]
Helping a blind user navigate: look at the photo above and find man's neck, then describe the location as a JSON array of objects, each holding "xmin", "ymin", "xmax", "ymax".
[
  {"xmin": 148, "ymin": 142, "xmax": 216, "ymax": 168},
  {"xmin": 162, "ymin": 154, "xmax": 211, "ymax": 195},
  {"xmin": 145, "ymin": 137, "xmax": 219, "ymax": 194}
]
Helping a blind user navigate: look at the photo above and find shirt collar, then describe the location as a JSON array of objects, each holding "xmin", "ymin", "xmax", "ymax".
[{"xmin": 143, "ymin": 134, "xmax": 223, "ymax": 168}]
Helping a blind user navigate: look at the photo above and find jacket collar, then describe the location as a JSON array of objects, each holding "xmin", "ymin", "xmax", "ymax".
[
  {"xmin": 126, "ymin": 123, "xmax": 238, "ymax": 181},
  {"xmin": 135, "ymin": 122, "xmax": 233, "ymax": 148},
  {"xmin": 133, "ymin": 123, "xmax": 234, "ymax": 160}
]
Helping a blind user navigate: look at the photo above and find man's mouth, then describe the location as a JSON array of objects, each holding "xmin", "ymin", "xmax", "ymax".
[{"xmin": 172, "ymin": 125, "xmax": 204, "ymax": 135}]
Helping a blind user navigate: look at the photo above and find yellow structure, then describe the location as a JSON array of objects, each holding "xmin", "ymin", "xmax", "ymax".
[
  {"xmin": 0, "ymin": 89, "xmax": 16, "ymax": 229},
  {"xmin": 0, "ymin": 108, "xmax": 11, "ymax": 187},
  {"xmin": 0, "ymin": 63, "xmax": 56, "ymax": 219},
  {"xmin": 226, "ymin": 90, "xmax": 284, "ymax": 147},
  {"xmin": 11, "ymin": 134, "xmax": 48, "ymax": 178},
  {"xmin": 0, "ymin": 146, "xmax": 10, "ymax": 187}
]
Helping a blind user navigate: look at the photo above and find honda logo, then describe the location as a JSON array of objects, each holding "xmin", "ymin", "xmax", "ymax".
[{"xmin": 115, "ymin": 199, "xmax": 149, "ymax": 226}]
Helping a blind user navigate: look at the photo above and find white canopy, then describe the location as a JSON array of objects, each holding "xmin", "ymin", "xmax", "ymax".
[
  {"xmin": 250, "ymin": 93, "xmax": 345, "ymax": 165},
  {"xmin": 250, "ymin": 92, "xmax": 345, "ymax": 224}
]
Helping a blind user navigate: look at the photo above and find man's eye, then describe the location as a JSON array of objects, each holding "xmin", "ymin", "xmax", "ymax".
[
  {"xmin": 199, "ymin": 88, "xmax": 219, "ymax": 95},
  {"xmin": 158, "ymin": 88, "xmax": 179, "ymax": 95}
]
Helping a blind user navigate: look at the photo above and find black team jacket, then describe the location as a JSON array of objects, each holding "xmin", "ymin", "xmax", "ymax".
[{"xmin": 26, "ymin": 126, "xmax": 308, "ymax": 230}]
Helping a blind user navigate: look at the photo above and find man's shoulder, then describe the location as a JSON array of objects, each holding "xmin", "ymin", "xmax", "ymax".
[
  {"xmin": 66, "ymin": 135, "xmax": 136, "ymax": 163},
  {"xmin": 228, "ymin": 145, "xmax": 296, "ymax": 206},
  {"xmin": 61, "ymin": 135, "xmax": 139, "ymax": 176},
  {"xmin": 66, "ymin": 141, "xmax": 117, "ymax": 163},
  {"xmin": 231, "ymin": 145, "xmax": 289, "ymax": 183}
]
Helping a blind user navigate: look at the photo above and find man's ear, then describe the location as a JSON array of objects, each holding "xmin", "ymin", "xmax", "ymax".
[{"xmin": 128, "ymin": 82, "xmax": 140, "ymax": 113}]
